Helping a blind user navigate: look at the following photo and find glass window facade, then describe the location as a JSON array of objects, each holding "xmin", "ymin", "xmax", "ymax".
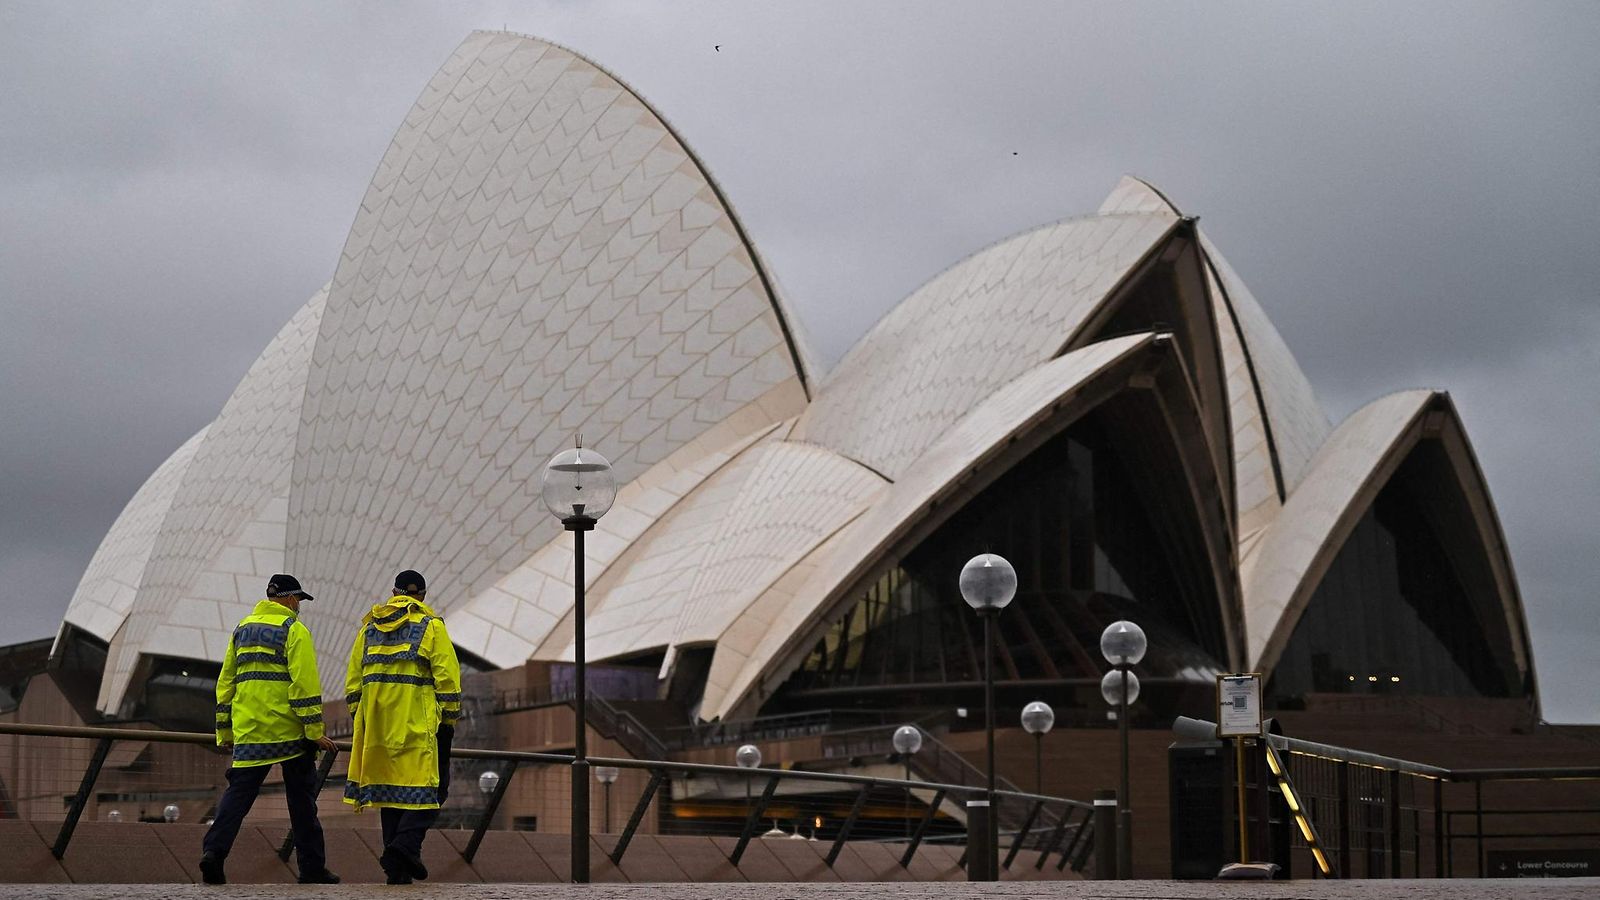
[
  {"xmin": 1266, "ymin": 442, "xmax": 1525, "ymax": 704},
  {"xmin": 773, "ymin": 403, "xmax": 1228, "ymax": 714}
]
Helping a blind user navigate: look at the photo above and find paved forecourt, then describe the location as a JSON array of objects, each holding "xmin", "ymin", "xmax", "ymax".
[{"xmin": 2, "ymin": 881, "xmax": 1598, "ymax": 900}]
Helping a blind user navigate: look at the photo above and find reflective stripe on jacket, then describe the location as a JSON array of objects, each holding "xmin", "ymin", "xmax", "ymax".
[
  {"xmin": 342, "ymin": 595, "xmax": 462, "ymax": 810},
  {"xmin": 215, "ymin": 599, "xmax": 325, "ymax": 767}
]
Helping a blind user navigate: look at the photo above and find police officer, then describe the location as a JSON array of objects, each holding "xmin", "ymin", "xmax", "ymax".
[
  {"xmin": 343, "ymin": 570, "xmax": 462, "ymax": 884},
  {"xmin": 199, "ymin": 574, "xmax": 339, "ymax": 885}
]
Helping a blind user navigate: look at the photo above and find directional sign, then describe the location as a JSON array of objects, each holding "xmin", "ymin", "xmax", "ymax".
[
  {"xmin": 1216, "ymin": 674, "xmax": 1262, "ymax": 737},
  {"xmin": 1487, "ymin": 849, "xmax": 1600, "ymax": 878}
]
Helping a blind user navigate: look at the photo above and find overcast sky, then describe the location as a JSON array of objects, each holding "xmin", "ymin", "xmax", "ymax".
[{"xmin": 2, "ymin": 1, "xmax": 1595, "ymax": 721}]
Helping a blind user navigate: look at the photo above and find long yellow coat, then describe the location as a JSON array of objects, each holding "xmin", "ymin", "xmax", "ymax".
[
  {"xmin": 342, "ymin": 596, "xmax": 462, "ymax": 810},
  {"xmin": 216, "ymin": 599, "xmax": 325, "ymax": 767}
]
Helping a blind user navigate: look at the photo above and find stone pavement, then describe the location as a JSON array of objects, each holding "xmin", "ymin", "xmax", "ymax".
[{"xmin": 1, "ymin": 882, "xmax": 1597, "ymax": 900}]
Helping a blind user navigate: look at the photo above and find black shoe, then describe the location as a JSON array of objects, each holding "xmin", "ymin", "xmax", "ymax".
[
  {"xmin": 198, "ymin": 851, "xmax": 226, "ymax": 885},
  {"xmin": 404, "ymin": 850, "xmax": 428, "ymax": 881},
  {"xmin": 297, "ymin": 868, "xmax": 341, "ymax": 884},
  {"xmin": 379, "ymin": 848, "xmax": 413, "ymax": 885}
]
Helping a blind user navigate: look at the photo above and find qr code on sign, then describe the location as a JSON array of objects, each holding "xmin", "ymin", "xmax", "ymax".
[{"xmin": 1231, "ymin": 697, "xmax": 1248, "ymax": 709}]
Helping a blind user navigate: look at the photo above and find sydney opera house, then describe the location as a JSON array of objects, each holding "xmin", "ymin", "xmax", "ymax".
[{"xmin": 20, "ymin": 30, "xmax": 1536, "ymax": 762}]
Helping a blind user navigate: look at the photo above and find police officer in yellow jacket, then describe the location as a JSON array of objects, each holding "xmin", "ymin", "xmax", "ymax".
[
  {"xmin": 199, "ymin": 574, "xmax": 339, "ymax": 885},
  {"xmin": 343, "ymin": 570, "xmax": 462, "ymax": 884}
]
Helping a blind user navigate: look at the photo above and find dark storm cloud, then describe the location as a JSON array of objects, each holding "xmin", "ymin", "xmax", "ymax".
[{"xmin": 2, "ymin": 2, "xmax": 1595, "ymax": 720}]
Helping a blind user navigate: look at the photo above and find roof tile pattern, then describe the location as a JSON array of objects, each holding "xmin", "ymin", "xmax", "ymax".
[
  {"xmin": 713, "ymin": 336, "xmax": 1156, "ymax": 718},
  {"xmin": 100, "ymin": 288, "xmax": 327, "ymax": 711},
  {"xmin": 284, "ymin": 32, "xmax": 806, "ymax": 697},
  {"xmin": 61, "ymin": 427, "xmax": 209, "ymax": 645},
  {"xmin": 791, "ymin": 213, "xmax": 1178, "ymax": 478}
]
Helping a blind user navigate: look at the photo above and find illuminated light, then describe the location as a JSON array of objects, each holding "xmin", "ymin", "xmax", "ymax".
[
  {"xmin": 1312, "ymin": 846, "xmax": 1331, "ymax": 875},
  {"xmin": 1295, "ymin": 814, "xmax": 1314, "ymax": 842},
  {"xmin": 1390, "ymin": 676, "xmax": 1401, "ymax": 683},
  {"xmin": 1368, "ymin": 675, "xmax": 1379, "ymax": 682},
  {"xmin": 1282, "ymin": 787, "xmax": 1301, "ymax": 813},
  {"xmin": 1347, "ymin": 675, "xmax": 1355, "ymax": 682},
  {"xmin": 814, "ymin": 816, "xmax": 823, "ymax": 829}
]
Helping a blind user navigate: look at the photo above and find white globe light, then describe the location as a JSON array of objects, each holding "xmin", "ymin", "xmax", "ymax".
[
  {"xmin": 1100, "ymin": 669, "xmax": 1141, "ymax": 707},
  {"xmin": 478, "ymin": 770, "xmax": 500, "ymax": 796},
  {"xmin": 594, "ymin": 766, "xmax": 620, "ymax": 785},
  {"xmin": 891, "ymin": 725, "xmax": 922, "ymax": 756},
  {"xmin": 163, "ymin": 804, "xmax": 180, "ymax": 823},
  {"xmin": 1020, "ymin": 701, "xmax": 1055, "ymax": 735},
  {"xmin": 735, "ymin": 744, "xmax": 762, "ymax": 769},
  {"xmin": 1099, "ymin": 620, "xmax": 1147, "ymax": 666},
  {"xmin": 542, "ymin": 442, "xmax": 616, "ymax": 521},
  {"xmin": 959, "ymin": 553, "xmax": 1017, "ymax": 612},
  {"xmin": 107, "ymin": 809, "xmax": 123, "ymax": 823}
]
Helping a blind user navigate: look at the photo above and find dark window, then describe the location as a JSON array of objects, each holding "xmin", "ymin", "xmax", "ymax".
[{"xmin": 1266, "ymin": 449, "xmax": 1524, "ymax": 704}]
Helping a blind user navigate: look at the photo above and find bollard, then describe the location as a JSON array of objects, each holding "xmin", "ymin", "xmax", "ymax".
[
  {"xmin": 1093, "ymin": 789, "xmax": 1118, "ymax": 879},
  {"xmin": 967, "ymin": 799, "xmax": 991, "ymax": 881}
]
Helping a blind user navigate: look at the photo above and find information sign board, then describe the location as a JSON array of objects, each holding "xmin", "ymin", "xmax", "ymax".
[
  {"xmin": 1487, "ymin": 849, "xmax": 1600, "ymax": 878},
  {"xmin": 1216, "ymin": 674, "xmax": 1262, "ymax": 737}
]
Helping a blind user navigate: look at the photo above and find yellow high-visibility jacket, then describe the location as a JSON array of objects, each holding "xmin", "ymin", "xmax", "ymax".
[
  {"xmin": 342, "ymin": 595, "xmax": 462, "ymax": 810},
  {"xmin": 215, "ymin": 599, "xmax": 325, "ymax": 767}
]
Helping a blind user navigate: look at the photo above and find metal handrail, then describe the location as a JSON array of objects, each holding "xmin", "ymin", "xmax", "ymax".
[{"xmin": 0, "ymin": 720, "xmax": 1093, "ymax": 871}]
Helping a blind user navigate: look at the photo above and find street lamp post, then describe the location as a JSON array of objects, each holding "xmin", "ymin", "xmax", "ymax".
[
  {"xmin": 959, "ymin": 552, "xmax": 1017, "ymax": 882},
  {"xmin": 542, "ymin": 436, "xmax": 616, "ymax": 885},
  {"xmin": 892, "ymin": 724, "xmax": 922, "ymax": 839},
  {"xmin": 1020, "ymin": 701, "xmax": 1055, "ymax": 794},
  {"xmin": 736, "ymin": 743, "xmax": 761, "ymax": 814},
  {"xmin": 1099, "ymin": 620, "xmax": 1146, "ymax": 880},
  {"xmin": 595, "ymin": 766, "xmax": 619, "ymax": 833}
]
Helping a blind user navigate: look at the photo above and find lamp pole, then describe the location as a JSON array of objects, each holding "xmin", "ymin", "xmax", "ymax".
[
  {"xmin": 543, "ymin": 436, "xmax": 616, "ymax": 885},
  {"xmin": 892, "ymin": 725, "xmax": 922, "ymax": 841},
  {"xmin": 595, "ymin": 766, "xmax": 619, "ymax": 833},
  {"xmin": 736, "ymin": 743, "xmax": 761, "ymax": 814},
  {"xmin": 959, "ymin": 553, "xmax": 1017, "ymax": 882},
  {"xmin": 1020, "ymin": 701, "xmax": 1054, "ymax": 795},
  {"xmin": 1099, "ymin": 620, "xmax": 1145, "ymax": 880}
]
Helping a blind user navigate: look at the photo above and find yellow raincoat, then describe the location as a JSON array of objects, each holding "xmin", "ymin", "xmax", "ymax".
[
  {"xmin": 215, "ymin": 599, "xmax": 325, "ymax": 766},
  {"xmin": 342, "ymin": 595, "xmax": 462, "ymax": 810}
]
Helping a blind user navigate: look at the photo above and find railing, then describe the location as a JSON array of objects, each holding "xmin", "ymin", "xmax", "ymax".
[
  {"xmin": 485, "ymin": 683, "xmax": 669, "ymax": 761},
  {"xmin": 1170, "ymin": 716, "xmax": 1600, "ymax": 879},
  {"xmin": 658, "ymin": 709, "xmax": 895, "ymax": 749},
  {"xmin": 0, "ymin": 720, "xmax": 1094, "ymax": 879}
]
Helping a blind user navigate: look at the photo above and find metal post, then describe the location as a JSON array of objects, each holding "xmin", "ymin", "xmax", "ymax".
[
  {"xmin": 1474, "ymin": 781, "xmax": 1484, "ymax": 878},
  {"xmin": 900, "ymin": 788, "xmax": 946, "ymax": 868},
  {"xmin": 983, "ymin": 612, "xmax": 997, "ymax": 882},
  {"xmin": 966, "ymin": 799, "xmax": 990, "ymax": 880},
  {"xmin": 463, "ymin": 761, "xmax": 517, "ymax": 863},
  {"xmin": 1387, "ymin": 768, "xmax": 1401, "ymax": 878},
  {"xmin": 1337, "ymin": 761, "xmax": 1352, "ymax": 878},
  {"xmin": 603, "ymin": 781, "xmax": 612, "ymax": 834},
  {"xmin": 53, "ymin": 737, "xmax": 113, "ymax": 859},
  {"xmin": 1093, "ymin": 788, "xmax": 1117, "ymax": 879},
  {"xmin": 610, "ymin": 769, "xmax": 665, "ymax": 866},
  {"xmin": 571, "ymin": 521, "xmax": 590, "ymax": 884},
  {"xmin": 1003, "ymin": 799, "xmax": 1043, "ymax": 868},
  {"xmin": 1118, "ymin": 660, "xmax": 1132, "ymax": 879},
  {"xmin": 1433, "ymin": 778, "xmax": 1444, "ymax": 878},
  {"xmin": 1235, "ymin": 736, "xmax": 1250, "ymax": 863},
  {"xmin": 826, "ymin": 784, "xmax": 871, "ymax": 867},
  {"xmin": 730, "ymin": 775, "xmax": 779, "ymax": 866},
  {"xmin": 280, "ymin": 748, "xmax": 339, "ymax": 861},
  {"xmin": 1035, "ymin": 731, "xmax": 1043, "ymax": 794},
  {"xmin": 1034, "ymin": 805, "xmax": 1073, "ymax": 870}
]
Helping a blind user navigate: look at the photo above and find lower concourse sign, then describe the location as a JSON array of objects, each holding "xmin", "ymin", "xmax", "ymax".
[{"xmin": 1487, "ymin": 849, "xmax": 1600, "ymax": 877}]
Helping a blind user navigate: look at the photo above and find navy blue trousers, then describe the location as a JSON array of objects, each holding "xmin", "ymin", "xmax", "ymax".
[
  {"xmin": 380, "ymin": 725, "xmax": 453, "ymax": 860},
  {"xmin": 201, "ymin": 746, "xmax": 326, "ymax": 875}
]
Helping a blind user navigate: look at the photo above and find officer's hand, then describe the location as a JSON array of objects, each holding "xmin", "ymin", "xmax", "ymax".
[
  {"xmin": 218, "ymin": 742, "xmax": 233, "ymax": 753},
  {"xmin": 316, "ymin": 735, "xmax": 337, "ymax": 753}
]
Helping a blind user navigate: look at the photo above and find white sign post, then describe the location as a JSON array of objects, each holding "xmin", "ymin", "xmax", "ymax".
[{"xmin": 1216, "ymin": 674, "xmax": 1267, "ymax": 877}]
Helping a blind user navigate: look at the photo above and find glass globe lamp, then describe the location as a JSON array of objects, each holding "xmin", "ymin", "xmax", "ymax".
[
  {"xmin": 1100, "ymin": 669, "xmax": 1141, "ymax": 707},
  {"xmin": 891, "ymin": 724, "xmax": 922, "ymax": 756},
  {"xmin": 959, "ymin": 553, "xmax": 1017, "ymax": 613},
  {"xmin": 735, "ymin": 744, "xmax": 762, "ymax": 769},
  {"xmin": 478, "ymin": 770, "xmax": 500, "ymax": 797},
  {"xmin": 163, "ymin": 804, "xmax": 180, "ymax": 823},
  {"xmin": 542, "ymin": 440, "xmax": 616, "ymax": 522},
  {"xmin": 1020, "ymin": 701, "xmax": 1055, "ymax": 735},
  {"xmin": 1099, "ymin": 620, "xmax": 1147, "ymax": 666}
]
